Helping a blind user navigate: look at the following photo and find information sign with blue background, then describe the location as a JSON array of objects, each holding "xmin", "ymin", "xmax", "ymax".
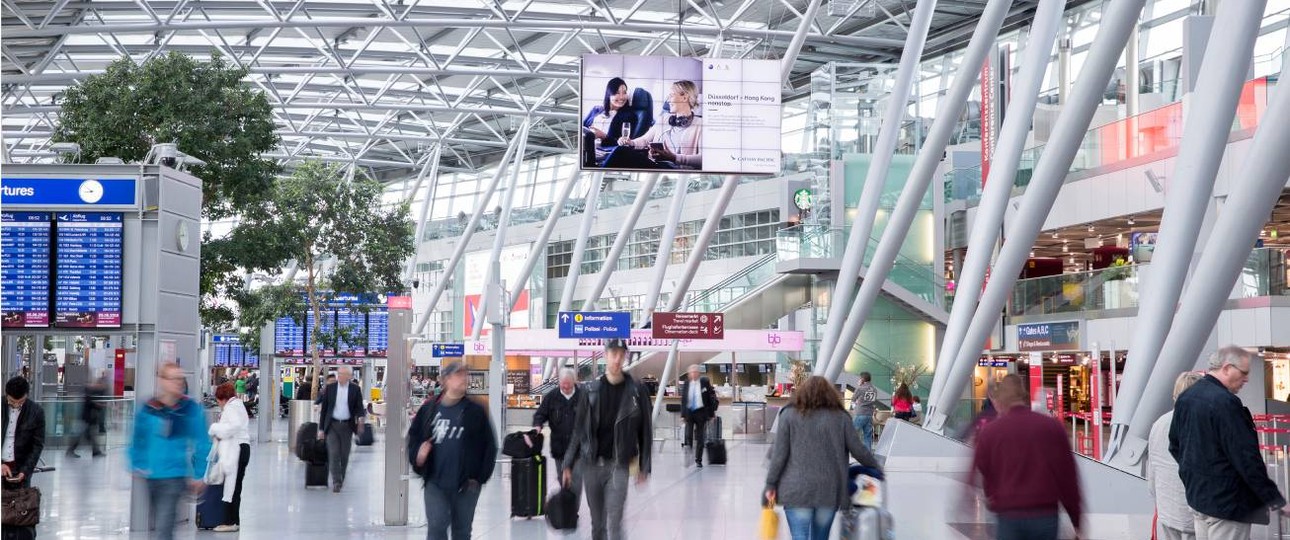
[
  {"xmin": 431, "ymin": 343, "xmax": 465, "ymax": 358},
  {"xmin": 336, "ymin": 309, "xmax": 366, "ymax": 357},
  {"xmin": 368, "ymin": 310, "xmax": 388, "ymax": 357},
  {"xmin": 557, "ymin": 311, "xmax": 631, "ymax": 339},
  {"xmin": 0, "ymin": 178, "xmax": 138, "ymax": 207},
  {"xmin": 212, "ymin": 334, "xmax": 260, "ymax": 368},
  {"xmin": 274, "ymin": 316, "xmax": 305, "ymax": 356},
  {"xmin": 1017, "ymin": 321, "xmax": 1083, "ymax": 352},
  {"xmin": 2, "ymin": 212, "xmax": 51, "ymax": 328},
  {"xmin": 54, "ymin": 212, "xmax": 122, "ymax": 328}
]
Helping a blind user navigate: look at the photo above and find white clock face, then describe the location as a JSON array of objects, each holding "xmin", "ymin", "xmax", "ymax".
[{"xmin": 78, "ymin": 179, "xmax": 104, "ymax": 204}]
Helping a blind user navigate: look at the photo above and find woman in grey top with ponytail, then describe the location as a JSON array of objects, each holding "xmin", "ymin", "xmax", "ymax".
[{"xmin": 765, "ymin": 376, "xmax": 882, "ymax": 540}]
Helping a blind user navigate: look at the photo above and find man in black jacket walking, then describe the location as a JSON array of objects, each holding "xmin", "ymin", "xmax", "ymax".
[
  {"xmin": 1170, "ymin": 346, "xmax": 1290, "ymax": 538},
  {"xmin": 534, "ymin": 367, "xmax": 581, "ymax": 473},
  {"xmin": 2, "ymin": 376, "xmax": 46, "ymax": 489},
  {"xmin": 680, "ymin": 364, "xmax": 717, "ymax": 467},
  {"xmin": 408, "ymin": 360, "xmax": 496, "ymax": 540},
  {"xmin": 316, "ymin": 367, "xmax": 365, "ymax": 492},
  {"xmin": 562, "ymin": 339, "xmax": 652, "ymax": 540}
]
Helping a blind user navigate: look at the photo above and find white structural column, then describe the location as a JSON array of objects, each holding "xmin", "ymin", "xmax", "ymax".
[
  {"xmin": 815, "ymin": 0, "xmax": 939, "ymax": 374},
  {"xmin": 664, "ymin": 176, "xmax": 740, "ymax": 312},
  {"xmin": 935, "ymin": 0, "xmax": 1151, "ymax": 424},
  {"xmin": 1127, "ymin": 55, "xmax": 1290, "ymax": 459},
  {"xmin": 821, "ymin": 0, "xmax": 1016, "ymax": 384},
  {"xmin": 412, "ymin": 130, "xmax": 523, "ymax": 336},
  {"xmin": 641, "ymin": 178, "xmax": 690, "ymax": 324},
  {"xmin": 508, "ymin": 166, "xmax": 583, "ymax": 312},
  {"xmin": 471, "ymin": 122, "xmax": 533, "ymax": 339},
  {"xmin": 1106, "ymin": 0, "xmax": 1268, "ymax": 467},
  {"xmin": 583, "ymin": 174, "xmax": 662, "ymax": 310},
  {"xmin": 780, "ymin": 0, "xmax": 823, "ymax": 85},
  {"xmin": 404, "ymin": 144, "xmax": 444, "ymax": 283},
  {"xmin": 543, "ymin": 174, "xmax": 604, "ymax": 379},
  {"xmin": 923, "ymin": 0, "xmax": 1066, "ymax": 428}
]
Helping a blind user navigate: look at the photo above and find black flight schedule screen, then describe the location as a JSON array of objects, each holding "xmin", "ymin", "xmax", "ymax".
[
  {"xmin": 54, "ymin": 213, "xmax": 123, "ymax": 328},
  {"xmin": 1, "ymin": 212, "xmax": 52, "ymax": 328}
]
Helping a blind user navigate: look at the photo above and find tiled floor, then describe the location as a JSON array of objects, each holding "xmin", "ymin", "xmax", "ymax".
[{"xmin": 30, "ymin": 419, "xmax": 1085, "ymax": 539}]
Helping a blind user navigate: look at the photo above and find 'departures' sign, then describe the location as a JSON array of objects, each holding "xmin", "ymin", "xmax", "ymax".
[{"xmin": 1017, "ymin": 321, "xmax": 1083, "ymax": 352}]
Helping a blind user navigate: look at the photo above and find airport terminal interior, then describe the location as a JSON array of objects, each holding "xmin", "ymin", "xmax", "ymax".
[{"xmin": 3, "ymin": 0, "xmax": 1290, "ymax": 538}]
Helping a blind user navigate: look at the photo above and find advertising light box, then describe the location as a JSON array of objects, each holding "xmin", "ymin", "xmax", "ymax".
[{"xmin": 580, "ymin": 55, "xmax": 782, "ymax": 175}]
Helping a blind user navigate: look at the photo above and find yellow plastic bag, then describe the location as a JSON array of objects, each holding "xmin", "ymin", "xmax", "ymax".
[{"xmin": 759, "ymin": 504, "xmax": 779, "ymax": 539}]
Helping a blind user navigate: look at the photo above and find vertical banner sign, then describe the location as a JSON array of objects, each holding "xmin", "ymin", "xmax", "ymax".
[
  {"xmin": 1091, "ymin": 353, "xmax": 1102, "ymax": 460},
  {"xmin": 1056, "ymin": 373, "xmax": 1065, "ymax": 420},
  {"xmin": 979, "ymin": 51, "xmax": 997, "ymax": 186},
  {"xmin": 1028, "ymin": 352, "xmax": 1044, "ymax": 411}
]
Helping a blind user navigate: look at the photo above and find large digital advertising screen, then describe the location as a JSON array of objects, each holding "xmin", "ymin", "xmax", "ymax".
[{"xmin": 580, "ymin": 55, "xmax": 782, "ymax": 175}]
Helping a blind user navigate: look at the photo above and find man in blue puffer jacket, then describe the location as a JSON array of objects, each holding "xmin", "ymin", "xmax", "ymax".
[{"xmin": 130, "ymin": 362, "xmax": 211, "ymax": 540}]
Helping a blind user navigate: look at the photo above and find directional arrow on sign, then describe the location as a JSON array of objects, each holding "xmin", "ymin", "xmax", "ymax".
[
  {"xmin": 714, "ymin": 315, "xmax": 722, "ymax": 324},
  {"xmin": 561, "ymin": 313, "xmax": 570, "ymax": 323}
]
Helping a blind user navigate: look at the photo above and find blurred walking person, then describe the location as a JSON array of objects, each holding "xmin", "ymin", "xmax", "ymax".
[
  {"xmin": 209, "ymin": 382, "xmax": 251, "ymax": 532},
  {"xmin": 67, "ymin": 372, "xmax": 107, "ymax": 458},
  {"xmin": 1170, "ymin": 346, "xmax": 1290, "ymax": 538},
  {"xmin": 850, "ymin": 372, "xmax": 877, "ymax": 449},
  {"xmin": 1147, "ymin": 371, "xmax": 1204, "ymax": 540},
  {"xmin": 534, "ymin": 367, "xmax": 581, "ymax": 474},
  {"xmin": 316, "ymin": 367, "xmax": 365, "ymax": 492},
  {"xmin": 3, "ymin": 376, "xmax": 46, "ymax": 489},
  {"xmin": 969, "ymin": 374, "xmax": 1082, "ymax": 540},
  {"xmin": 130, "ymin": 363, "xmax": 211, "ymax": 540},
  {"xmin": 680, "ymin": 364, "xmax": 718, "ymax": 467},
  {"xmin": 765, "ymin": 376, "xmax": 882, "ymax": 540}
]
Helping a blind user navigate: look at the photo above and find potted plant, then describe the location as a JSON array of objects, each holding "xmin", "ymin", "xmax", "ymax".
[{"xmin": 1102, "ymin": 259, "xmax": 1135, "ymax": 309}]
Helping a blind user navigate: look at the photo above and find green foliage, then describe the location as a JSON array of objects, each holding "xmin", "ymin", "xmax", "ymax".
[
  {"xmin": 53, "ymin": 52, "xmax": 280, "ymax": 220},
  {"xmin": 1104, "ymin": 258, "xmax": 1132, "ymax": 281},
  {"xmin": 52, "ymin": 52, "xmax": 281, "ymax": 328},
  {"xmin": 226, "ymin": 160, "xmax": 414, "ymax": 395}
]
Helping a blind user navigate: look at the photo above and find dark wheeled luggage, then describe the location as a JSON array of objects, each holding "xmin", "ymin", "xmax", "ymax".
[
  {"xmin": 840, "ymin": 465, "xmax": 893, "ymax": 540},
  {"xmin": 295, "ymin": 422, "xmax": 319, "ymax": 460},
  {"xmin": 355, "ymin": 425, "xmax": 374, "ymax": 446},
  {"xmin": 510, "ymin": 455, "xmax": 546, "ymax": 518},
  {"xmin": 544, "ymin": 488, "xmax": 578, "ymax": 530},
  {"xmin": 306, "ymin": 462, "xmax": 328, "ymax": 488},
  {"xmin": 502, "ymin": 429, "xmax": 544, "ymax": 459},
  {"xmin": 706, "ymin": 417, "xmax": 727, "ymax": 465},
  {"xmin": 195, "ymin": 484, "xmax": 226, "ymax": 530}
]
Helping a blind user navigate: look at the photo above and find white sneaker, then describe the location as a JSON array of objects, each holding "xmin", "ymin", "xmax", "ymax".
[{"xmin": 213, "ymin": 524, "xmax": 239, "ymax": 532}]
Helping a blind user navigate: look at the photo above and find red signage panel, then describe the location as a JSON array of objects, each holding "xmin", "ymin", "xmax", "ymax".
[{"xmin": 650, "ymin": 312, "xmax": 725, "ymax": 340}]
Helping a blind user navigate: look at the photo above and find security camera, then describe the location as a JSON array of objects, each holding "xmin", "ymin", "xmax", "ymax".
[{"xmin": 152, "ymin": 143, "xmax": 179, "ymax": 167}]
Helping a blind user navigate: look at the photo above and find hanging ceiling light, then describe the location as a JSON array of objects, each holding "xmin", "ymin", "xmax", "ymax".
[{"xmin": 1127, "ymin": 216, "xmax": 1136, "ymax": 225}]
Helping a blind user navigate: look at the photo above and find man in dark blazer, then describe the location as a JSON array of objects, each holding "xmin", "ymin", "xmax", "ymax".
[
  {"xmin": 3, "ymin": 376, "xmax": 46, "ymax": 488},
  {"xmin": 316, "ymin": 367, "xmax": 365, "ymax": 492},
  {"xmin": 680, "ymin": 364, "xmax": 718, "ymax": 467}
]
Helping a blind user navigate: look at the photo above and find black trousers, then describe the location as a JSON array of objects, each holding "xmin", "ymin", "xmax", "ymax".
[
  {"xmin": 227, "ymin": 443, "xmax": 251, "ymax": 525},
  {"xmin": 685, "ymin": 416, "xmax": 708, "ymax": 463}
]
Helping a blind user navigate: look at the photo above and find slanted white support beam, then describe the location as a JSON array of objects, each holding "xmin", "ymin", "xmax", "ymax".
[
  {"xmin": 780, "ymin": 0, "xmax": 823, "ymax": 86},
  {"xmin": 640, "ymin": 177, "xmax": 690, "ymax": 326},
  {"xmin": 1106, "ymin": 0, "xmax": 1269, "ymax": 469},
  {"xmin": 582, "ymin": 174, "xmax": 662, "ymax": 311},
  {"xmin": 470, "ymin": 121, "xmax": 533, "ymax": 339},
  {"xmin": 816, "ymin": 0, "xmax": 939, "ymax": 377},
  {"xmin": 403, "ymin": 145, "xmax": 443, "ymax": 284},
  {"xmin": 543, "ymin": 173, "xmax": 604, "ymax": 379},
  {"xmin": 936, "ymin": 0, "xmax": 1152, "ymax": 431},
  {"xmin": 664, "ymin": 176, "xmax": 740, "ymax": 313}
]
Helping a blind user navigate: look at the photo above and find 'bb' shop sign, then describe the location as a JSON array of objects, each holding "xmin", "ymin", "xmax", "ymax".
[{"xmin": 1017, "ymin": 321, "xmax": 1083, "ymax": 352}]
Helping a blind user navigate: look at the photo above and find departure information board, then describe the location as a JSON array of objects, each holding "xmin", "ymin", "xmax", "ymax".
[
  {"xmin": 368, "ymin": 310, "xmax": 388, "ymax": 357},
  {"xmin": 336, "ymin": 309, "xmax": 366, "ymax": 357},
  {"xmin": 306, "ymin": 310, "xmax": 336, "ymax": 356},
  {"xmin": 213, "ymin": 335, "xmax": 262, "ymax": 368},
  {"xmin": 274, "ymin": 316, "xmax": 305, "ymax": 356},
  {"xmin": 1, "ymin": 212, "xmax": 52, "ymax": 328},
  {"xmin": 54, "ymin": 213, "xmax": 122, "ymax": 328}
]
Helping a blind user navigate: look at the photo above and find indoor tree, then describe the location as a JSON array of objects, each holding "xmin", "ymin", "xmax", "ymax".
[
  {"xmin": 227, "ymin": 160, "xmax": 414, "ymax": 397},
  {"xmin": 51, "ymin": 51, "xmax": 281, "ymax": 328}
]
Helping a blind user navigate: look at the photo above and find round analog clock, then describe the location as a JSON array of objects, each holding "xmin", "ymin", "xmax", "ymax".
[
  {"xmin": 78, "ymin": 179, "xmax": 104, "ymax": 204},
  {"xmin": 793, "ymin": 188, "xmax": 813, "ymax": 211}
]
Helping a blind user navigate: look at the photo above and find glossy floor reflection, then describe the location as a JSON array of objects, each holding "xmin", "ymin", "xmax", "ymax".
[{"xmin": 32, "ymin": 418, "xmax": 1077, "ymax": 539}]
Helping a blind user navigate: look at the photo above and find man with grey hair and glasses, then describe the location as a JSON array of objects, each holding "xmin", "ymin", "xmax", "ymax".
[
  {"xmin": 1170, "ymin": 346, "xmax": 1290, "ymax": 539},
  {"xmin": 534, "ymin": 367, "xmax": 582, "ymax": 475}
]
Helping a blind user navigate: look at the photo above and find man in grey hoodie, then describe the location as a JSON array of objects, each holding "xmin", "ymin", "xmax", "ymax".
[{"xmin": 850, "ymin": 372, "xmax": 877, "ymax": 449}]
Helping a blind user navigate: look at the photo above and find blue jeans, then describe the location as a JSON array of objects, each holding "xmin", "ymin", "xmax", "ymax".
[
  {"xmin": 424, "ymin": 481, "xmax": 482, "ymax": 540},
  {"xmin": 784, "ymin": 507, "xmax": 836, "ymax": 540},
  {"xmin": 147, "ymin": 477, "xmax": 188, "ymax": 540},
  {"xmin": 854, "ymin": 414, "xmax": 874, "ymax": 449},
  {"xmin": 996, "ymin": 514, "xmax": 1059, "ymax": 540}
]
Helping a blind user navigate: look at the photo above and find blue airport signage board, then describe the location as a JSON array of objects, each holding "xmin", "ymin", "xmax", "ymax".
[
  {"xmin": 557, "ymin": 311, "xmax": 632, "ymax": 339},
  {"xmin": 0, "ymin": 178, "xmax": 138, "ymax": 207},
  {"xmin": 431, "ymin": 343, "xmax": 465, "ymax": 358}
]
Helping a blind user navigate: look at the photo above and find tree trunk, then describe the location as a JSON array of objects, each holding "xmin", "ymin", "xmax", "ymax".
[{"xmin": 307, "ymin": 254, "xmax": 323, "ymax": 399}]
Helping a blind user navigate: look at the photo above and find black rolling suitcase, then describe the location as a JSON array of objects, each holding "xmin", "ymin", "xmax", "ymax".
[
  {"xmin": 306, "ymin": 462, "xmax": 329, "ymax": 488},
  {"xmin": 510, "ymin": 455, "xmax": 546, "ymax": 518},
  {"xmin": 706, "ymin": 417, "xmax": 727, "ymax": 465},
  {"xmin": 195, "ymin": 484, "xmax": 226, "ymax": 529},
  {"xmin": 355, "ymin": 426, "xmax": 374, "ymax": 446}
]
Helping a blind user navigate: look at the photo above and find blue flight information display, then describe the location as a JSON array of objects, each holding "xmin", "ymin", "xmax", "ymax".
[
  {"xmin": 336, "ymin": 309, "xmax": 366, "ymax": 357},
  {"xmin": 212, "ymin": 334, "xmax": 260, "ymax": 368},
  {"xmin": 368, "ymin": 310, "xmax": 388, "ymax": 357},
  {"xmin": 274, "ymin": 316, "xmax": 305, "ymax": 356},
  {"xmin": 306, "ymin": 310, "xmax": 336, "ymax": 356},
  {"xmin": 1, "ymin": 212, "xmax": 52, "ymax": 328},
  {"xmin": 54, "ymin": 213, "xmax": 122, "ymax": 328}
]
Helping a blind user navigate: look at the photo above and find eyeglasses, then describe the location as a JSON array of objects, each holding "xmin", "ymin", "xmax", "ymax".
[{"xmin": 1228, "ymin": 363, "xmax": 1251, "ymax": 377}]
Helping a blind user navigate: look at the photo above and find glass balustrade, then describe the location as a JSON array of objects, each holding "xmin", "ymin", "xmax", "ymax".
[
  {"xmin": 38, "ymin": 397, "xmax": 136, "ymax": 449},
  {"xmin": 776, "ymin": 224, "xmax": 948, "ymax": 308}
]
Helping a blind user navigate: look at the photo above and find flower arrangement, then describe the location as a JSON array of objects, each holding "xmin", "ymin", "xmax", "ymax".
[
  {"xmin": 1104, "ymin": 258, "xmax": 1132, "ymax": 281},
  {"xmin": 890, "ymin": 363, "xmax": 929, "ymax": 391}
]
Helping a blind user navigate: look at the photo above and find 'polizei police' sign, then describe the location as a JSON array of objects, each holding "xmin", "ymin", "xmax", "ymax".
[{"xmin": 0, "ymin": 177, "xmax": 138, "ymax": 208}]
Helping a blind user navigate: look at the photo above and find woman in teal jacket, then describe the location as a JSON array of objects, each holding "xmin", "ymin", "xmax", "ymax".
[{"xmin": 130, "ymin": 362, "xmax": 211, "ymax": 540}]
